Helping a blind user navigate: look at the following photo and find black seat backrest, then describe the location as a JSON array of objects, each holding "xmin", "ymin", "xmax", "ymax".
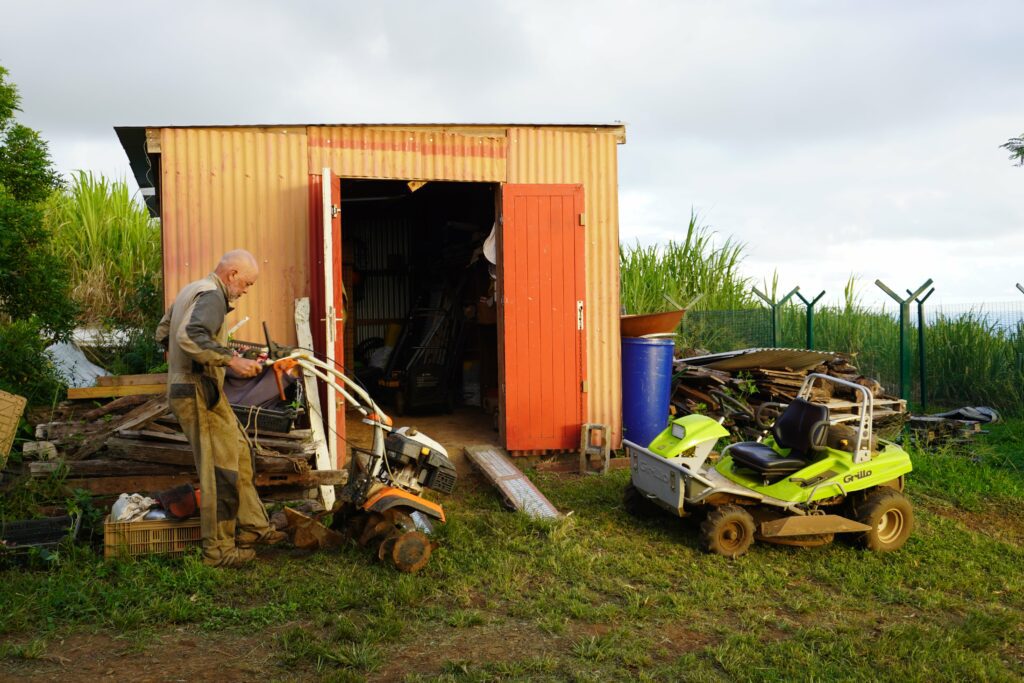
[{"xmin": 772, "ymin": 398, "xmax": 829, "ymax": 456}]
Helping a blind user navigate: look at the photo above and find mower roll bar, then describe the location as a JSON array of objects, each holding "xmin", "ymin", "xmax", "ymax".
[{"xmin": 798, "ymin": 373, "xmax": 873, "ymax": 464}]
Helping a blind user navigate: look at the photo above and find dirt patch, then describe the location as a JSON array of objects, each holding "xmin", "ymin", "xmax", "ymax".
[
  {"xmin": 0, "ymin": 629, "xmax": 277, "ymax": 682},
  {"xmin": 925, "ymin": 502, "xmax": 1024, "ymax": 546},
  {"xmin": 371, "ymin": 619, "xmax": 568, "ymax": 681},
  {"xmin": 645, "ymin": 622, "xmax": 714, "ymax": 659}
]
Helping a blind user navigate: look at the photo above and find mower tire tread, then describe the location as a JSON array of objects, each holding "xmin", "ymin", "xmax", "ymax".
[
  {"xmin": 852, "ymin": 488, "xmax": 913, "ymax": 552},
  {"xmin": 700, "ymin": 505, "xmax": 756, "ymax": 558}
]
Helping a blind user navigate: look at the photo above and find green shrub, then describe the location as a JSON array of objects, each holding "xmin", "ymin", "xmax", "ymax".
[
  {"xmin": 0, "ymin": 319, "xmax": 65, "ymax": 405},
  {"xmin": 0, "ymin": 66, "xmax": 74, "ymax": 404}
]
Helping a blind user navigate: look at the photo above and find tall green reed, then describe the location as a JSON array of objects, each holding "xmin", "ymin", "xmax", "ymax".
[
  {"xmin": 619, "ymin": 212, "xmax": 753, "ymax": 315},
  {"xmin": 45, "ymin": 171, "xmax": 162, "ymax": 328}
]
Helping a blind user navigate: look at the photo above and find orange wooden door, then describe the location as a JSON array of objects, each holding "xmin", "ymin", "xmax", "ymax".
[{"xmin": 499, "ymin": 184, "xmax": 587, "ymax": 452}]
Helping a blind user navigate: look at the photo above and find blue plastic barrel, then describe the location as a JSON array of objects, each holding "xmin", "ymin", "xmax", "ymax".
[{"xmin": 621, "ymin": 337, "xmax": 675, "ymax": 447}]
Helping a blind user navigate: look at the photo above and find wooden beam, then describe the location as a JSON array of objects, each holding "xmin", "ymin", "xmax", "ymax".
[
  {"xmin": 31, "ymin": 459, "xmax": 185, "ymax": 477},
  {"xmin": 68, "ymin": 385, "xmax": 165, "ymax": 400},
  {"xmin": 68, "ymin": 399, "xmax": 170, "ymax": 461},
  {"xmin": 106, "ymin": 436, "xmax": 310, "ymax": 473},
  {"xmin": 117, "ymin": 428, "xmax": 311, "ymax": 454},
  {"xmin": 96, "ymin": 373, "xmax": 168, "ymax": 387},
  {"xmin": 80, "ymin": 394, "xmax": 151, "ymax": 422},
  {"xmin": 295, "ymin": 297, "xmax": 335, "ymax": 509},
  {"xmin": 65, "ymin": 473, "xmax": 195, "ymax": 495},
  {"xmin": 65, "ymin": 469, "xmax": 343, "ymax": 495}
]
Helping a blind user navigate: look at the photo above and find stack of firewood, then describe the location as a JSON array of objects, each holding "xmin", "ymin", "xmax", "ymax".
[
  {"xmin": 19, "ymin": 378, "xmax": 344, "ymax": 501},
  {"xmin": 672, "ymin": 354, "xmax": 906, "ymax": 440}
]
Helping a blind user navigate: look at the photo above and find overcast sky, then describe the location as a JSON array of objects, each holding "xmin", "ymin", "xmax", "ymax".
[{"xmin": 2, "ymin": 1, "xmax": 1022, "ymax": 306}]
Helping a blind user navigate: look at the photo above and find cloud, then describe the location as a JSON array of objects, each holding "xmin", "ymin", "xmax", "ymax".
[{"xmin": 2, "ymin": 0, "xmax": 1022, "ymax": 302}]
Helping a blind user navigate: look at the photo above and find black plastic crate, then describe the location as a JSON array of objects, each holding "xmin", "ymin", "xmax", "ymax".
[
  {"xmin": 1, "ymin": 514, "xmax": 80, "ymax": 553},
  {"xmin": 231, "ymin": 404, "xmax": 295, "ymax": 433}
]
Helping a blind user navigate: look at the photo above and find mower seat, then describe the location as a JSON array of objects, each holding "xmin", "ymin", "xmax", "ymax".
[
  {"xmin": 729, "ymin": 444, "xmax": 806, "ymax": 478},
  {"xmin": 728, "ymin": 398, "xmax": 830, "ymax": 481}
]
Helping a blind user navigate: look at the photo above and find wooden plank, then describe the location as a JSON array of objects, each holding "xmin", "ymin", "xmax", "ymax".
[
  {"xmin": 824, "ymin": 398, "xmax": 903, "ymax": 410},
  {"xmin": 22, "ymin": 441, "xmax": 58, "ymax": 460},
  {"xmin": 255, "ymin": 469, "xmax": 348, "ymax": 487},
  {"xmin": 106, "ymin": 437, "xmax": 309, "ymax": 474},
  {"xmin": 31, "ymin": 459, "xmax": 185, "ymax": 477},
  {"xmin": 96, "ymin": 374, "xmax": 168, "ymax": 387},
  {"xmin": 117, "ymin": 428, "xmax": 311, "ymax": 455},
  {"xmin": 80, "ymin": 394, "xmax": 151, "ymax": 422},
  {"xmin": 295, "ymin": 297, "xmax": 335, "ymax": 509},
  {"xmin": 65, "ymin": 470, "xmax": 339, "ymax": 495},
  {"xmin": 65, "ymin": 473, "xmax": 195, "ymax": 495},
  {"xmin": 68, "ymin": 399, "xmax": 169, "ymax": 461},
  {"xmin": 67, "ymin": 385, "xmax": 165, "ymax": 400}
]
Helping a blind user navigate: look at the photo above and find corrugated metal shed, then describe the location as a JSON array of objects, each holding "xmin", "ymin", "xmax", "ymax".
[
  {"xmin": 157, "ymin": 127, "xmax": 310, "ymax": 342},
  {"xmin": 308, "ymin": 126, "xmax": 507, "ymax": 182},
  {"xmin": 117, "ymin": 122, "xmax": 626, "ymax": 450}
]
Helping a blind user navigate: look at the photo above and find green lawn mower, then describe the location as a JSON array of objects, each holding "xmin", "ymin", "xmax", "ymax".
[{"xmin": 623, "ymin": 373, "xmax": 913, "ymax": 558}]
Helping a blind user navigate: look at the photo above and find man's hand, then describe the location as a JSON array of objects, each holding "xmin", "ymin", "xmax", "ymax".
[{"xmin": 228, "ymin": 355, "xmax": 263, "ymax": 378}]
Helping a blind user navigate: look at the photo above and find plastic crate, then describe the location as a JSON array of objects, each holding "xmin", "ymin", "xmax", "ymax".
[
  {"xmin": 2, "ymin": 514, "xmax": 80, "ymax": 554},
  {"xmin": 0, "ymin": 388, "xmax": 27, "ymax": 469},
  {"xmin": 103, "ymin": 515, "xmax": 202, "ymax": 559}
]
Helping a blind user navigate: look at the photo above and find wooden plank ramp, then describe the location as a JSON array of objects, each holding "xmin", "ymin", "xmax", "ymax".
[{"xmin": 464, "ymin": 444, "xmax": 562, "ymax": 520}]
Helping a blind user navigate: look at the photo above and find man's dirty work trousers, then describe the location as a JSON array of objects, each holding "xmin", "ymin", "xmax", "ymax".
[{"xmin": 170, "ymin": 383, "xmax": 272, "ymax": 561}]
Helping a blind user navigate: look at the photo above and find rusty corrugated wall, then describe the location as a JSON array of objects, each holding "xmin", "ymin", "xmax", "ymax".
[
  {"xmin": 506, "ymin": 127, "xmax": 622, "ymax": 446},
  {"xmin": 153, "ymin": 123, "xmax": 622, "ymax": 446},
  {"xmin": 307, "ymin": 126, "xmax": 507, "ymax": 181},
  {"xmin": 158, "ymin": 127, "xmax": 309, "ymax": 345}
]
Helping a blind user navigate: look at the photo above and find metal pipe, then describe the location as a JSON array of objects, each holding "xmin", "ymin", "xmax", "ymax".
[
  {"xmin": 752, "ymin": 285, "xmax": 800, "ymax": 348},
  {"xmin": 875, "ymin": 279, "xmax": 933, "ymax": 402},
  {"xmin": 795, "ymin": 290, "xmax": 826, "ymax": 350},
  {"xmin": 907, "ymin": 287, "xmax": 935, "ymax": 411}
]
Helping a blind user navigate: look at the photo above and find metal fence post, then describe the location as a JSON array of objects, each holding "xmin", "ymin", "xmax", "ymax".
[
  {"xmin": 795, "ymin": 290, "xmax": 826, "ymax": 350},
  {"xmin": 752, "ymin": 286, "xmax": 800, "ymax": 348},
  {"xmin": 875, "ymin": 279, "xmax": 934, "ymax": 403},
  {"xmin": 908, "ymin": 286, "xmax": 935, "ymax": 411}
]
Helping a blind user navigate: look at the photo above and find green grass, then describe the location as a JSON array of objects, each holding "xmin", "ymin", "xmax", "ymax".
[{"xmin": 3, "ymin": 423, "xmax": 1024, "ymax": 680}]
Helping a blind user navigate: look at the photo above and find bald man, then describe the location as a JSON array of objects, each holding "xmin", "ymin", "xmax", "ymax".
[{"xmin": 156, "ymin": 250, "xmax": 286, "ymax": 567}]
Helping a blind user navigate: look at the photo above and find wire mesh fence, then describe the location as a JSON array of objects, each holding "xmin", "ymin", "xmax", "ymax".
[{"xmin": 682, "ymin": 302, "xmax": 1024, "ymax": 415}]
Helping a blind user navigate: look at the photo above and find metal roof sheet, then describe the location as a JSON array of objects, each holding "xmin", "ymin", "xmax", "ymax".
[{"xmin": 680, "ymin": 348, "xmax": 840, "ymax": 372}]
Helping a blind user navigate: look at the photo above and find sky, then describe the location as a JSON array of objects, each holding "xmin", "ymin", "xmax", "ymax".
[{"xmin": 2, "ymin": 0, "xmax": 1022, "ymax": 307}]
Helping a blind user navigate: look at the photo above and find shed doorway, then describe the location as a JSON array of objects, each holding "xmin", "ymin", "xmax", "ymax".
[{"xmin": 340, "ymin": 180, "xmax": 501, "ymax": 451}]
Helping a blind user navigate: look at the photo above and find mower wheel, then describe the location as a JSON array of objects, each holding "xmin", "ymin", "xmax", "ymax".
[
  {"xmin": 700, "ymin": 505, "xmax": 756, "ymax": 558},
  {"xmin": 623, "ymin": 482, "xmax": 660, "ymax": 519},
  {"xmin": 852, "ymin": 488, "xmax": 913, "ymax": 552}
]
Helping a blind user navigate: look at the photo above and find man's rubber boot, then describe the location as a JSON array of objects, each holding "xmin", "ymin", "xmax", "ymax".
[
  {"xmin": 202, "ymin": 546, "xmax": 256, "ymax": 568},
  {"xmin": 236, "ymin": 528, "xmax": 289, "ymax": 549}
]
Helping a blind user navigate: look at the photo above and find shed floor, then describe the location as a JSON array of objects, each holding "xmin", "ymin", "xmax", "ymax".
[{"xmin": 344, "ymin": 407, "xmax": 497, "ymax": 475}]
